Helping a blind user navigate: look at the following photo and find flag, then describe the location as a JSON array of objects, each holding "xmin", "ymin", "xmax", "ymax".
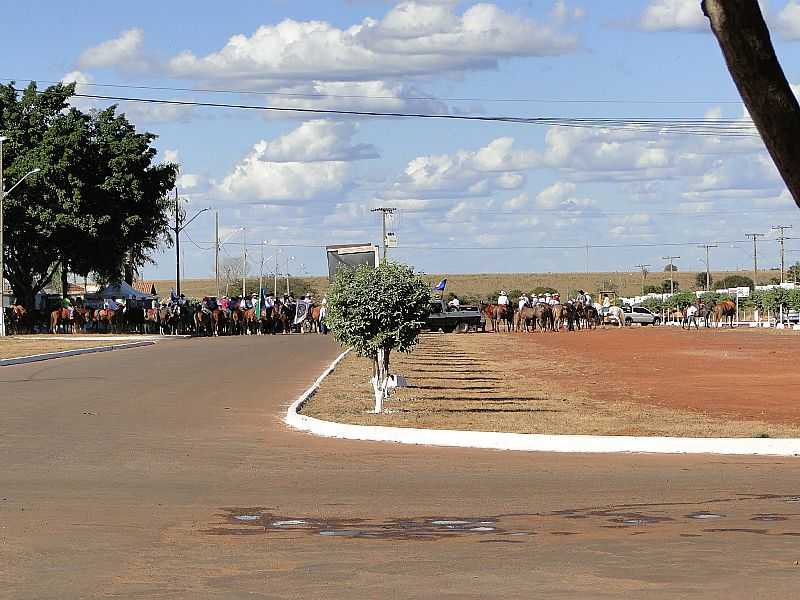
[
  {"xmin": 254, "ymin": 286, "xmax": 262, "ymax": 317},
  {"xmin": 260, "ymin": 287, "xmax": 268, "ymax": 317},
  {"xmin": 294, "ymin": 300, "xmax": 309, "ymax": 325},
  {"xmin": 170, "ymin": 289, "xmax": 178, "ymax": 302},
  {"xmin": 434, "ymin": 278, "xmax": 447, "ymax": 291}
]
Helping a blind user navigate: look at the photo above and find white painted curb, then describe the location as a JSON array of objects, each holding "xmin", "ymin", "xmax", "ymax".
[
  {"xmin": 286, "ymin": 350, "xmax": 800, "ymax": 457},
  {"xmin": 0, "ymin": 341, "xmax": 155, "ymax": 367}
]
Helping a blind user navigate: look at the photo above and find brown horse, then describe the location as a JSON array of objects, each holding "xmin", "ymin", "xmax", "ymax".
[
  {"xmin": 229, "ymin": 308, "xmax": 244, "ymax": 335},
  {"xmin": 309, "ymin": 305, "xmax": 322, "ymax": 334},
  {"xmin": 211, "ymin": 309, "xmax": 226, "ymax": 336},
  {"xmin": 7, "ymin": 304, "xmax": 28, "ymax": 334},
  {"xmin": 514, "ymin": 306, "xmax": 536, "ymax": 332},
  {"xmin": 713, "ymin": 299, "xmax": 736, "ymax": 328},
  {"xmin": 242, "ymin": 308, "xmax": 258, "ymax": 335},
  {"xmin": 50, "ymin": 308, "xmax": 73, "ymax": 334},
  {"xmin": 194, "ymin": 309, "xmax": 212, "ymax": 336},
  {"xmin": 488, "ymin": 304, "xmax": 512, "ymax": 332},
  {"xmin": 94, "ymin": 308, "xmax": 117, "ymax": 333}
]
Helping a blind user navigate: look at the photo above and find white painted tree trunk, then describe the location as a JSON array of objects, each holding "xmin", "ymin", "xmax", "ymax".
[{"xmin": 371, "ymin": 348, "xmax": 390, "ymax": 413}]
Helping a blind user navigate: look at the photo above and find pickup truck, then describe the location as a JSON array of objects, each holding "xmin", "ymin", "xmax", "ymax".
[
  {"xmin": 617, "ymin": 304, "xmax": 661, "ymax": 326},
  {"xmin": 424, "ymin": 300, "xmax": 484, "ymax": 333}
]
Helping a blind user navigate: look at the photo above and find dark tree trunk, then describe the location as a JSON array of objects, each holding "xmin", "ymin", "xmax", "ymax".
[
  {"xmin": 703, "ymin": 0, "xmax": 800, "ymax": 209},
  {"xmin": 124, "ymin": 262, "xmax": 135, "ymax": 286},
  {"xmin": 61, "ymin": 262, "xmax": 69, "ymax": 299}
]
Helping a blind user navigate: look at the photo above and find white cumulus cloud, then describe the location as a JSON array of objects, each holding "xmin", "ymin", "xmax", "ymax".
[{"xmin": 78, "ymin": 28, "xmax": 145, "ymax": 69}]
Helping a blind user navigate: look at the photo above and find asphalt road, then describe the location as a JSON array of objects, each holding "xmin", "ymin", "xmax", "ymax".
[{"xmin": 2, "ymin": 335, "xmax": 800, "ymax": 599}]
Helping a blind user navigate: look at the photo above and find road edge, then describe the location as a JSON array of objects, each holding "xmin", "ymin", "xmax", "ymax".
[
  {"xmin": 0, "ymin": 341, "xmax": 156, "ymax": 367},
  {"xmin": 286, "ymin": 350, "xmax": 800, "ymax": 457}
]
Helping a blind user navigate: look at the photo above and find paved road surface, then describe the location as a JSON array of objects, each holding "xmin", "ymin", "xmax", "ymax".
[{"xmin": 2, "ymin": 335, "xmax": 800, "ymax": 599}]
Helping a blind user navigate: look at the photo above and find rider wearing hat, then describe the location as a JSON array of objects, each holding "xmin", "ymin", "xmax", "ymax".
[{"xmin": 497, "ymin": 291, "xmax": 510, "ymax": 306}]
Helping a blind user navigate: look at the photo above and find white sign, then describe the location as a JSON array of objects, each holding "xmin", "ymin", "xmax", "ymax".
[
  {"xmin": 385, "ymin": 232, "xmax": 398, "ymax": 248},
  {"xmin": 736, "ymin": 287, "xmax": 750, "ymax": 298}
]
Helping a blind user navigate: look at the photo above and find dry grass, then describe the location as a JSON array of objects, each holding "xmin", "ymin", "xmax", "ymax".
[
  {"xmin": 0, "ymin": 337, "xmax": 118, "ymax": 360},
  {"xmin": 302, "ymin": 333, "xmax": 800, "ymax": 438},
  {"xmin": 155, "ymin": 269, "xmax": 758, "ymax": 302}
]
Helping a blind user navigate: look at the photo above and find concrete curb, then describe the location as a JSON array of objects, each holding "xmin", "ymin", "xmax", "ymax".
[
  {"xmin": 286, "ymin": 350, "xmax": 800, "ymax": 457},
  {"xmin": 0, "ymin": 341, "xmax": 156, "ymax": 367}
]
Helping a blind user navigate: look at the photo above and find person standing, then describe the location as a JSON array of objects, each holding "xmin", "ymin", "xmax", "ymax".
[{"xmin": 684, "ymin": 302, "xmax": 699, "ymax": 330}]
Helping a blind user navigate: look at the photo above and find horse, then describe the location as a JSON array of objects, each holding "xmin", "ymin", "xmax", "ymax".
[
  {"xmin": 491, "ymin": 304, "xmax": 512, "ymax": 333},
  {"xmin": 273, "ymin": 300, "xmax": 293, "ymax": 334},
  {"xmin": 6, "ymin": 304, "xmax": 29, "ymax": 335},
  {"xmin": 242, "ymin": 308, "xmax": 258, "ymax": 335},
  {"xmin": 211, "ymin": 309, "xmax": 226, "ymax": 336},
  {"xmin": 532, "ymin": 303, "xmax": 554, "ymax": 332},
  {"xmin": 228, "ymin": 308, "xmax": 244, "ymax": 335},
  {"xmin": 309, "ymin": 305, "xmax": 322, "ymax": 334},
  {"xmin": 194, "ymin": 309, "xmax": 213, "ymax": 336},
  {"xmin": 551, "ymin": 305, "xmax": 565, "ymax": 332},
  {"xmin": 713, "ymin": 300, "xmax": 736, "ymax": 328},
  {"xmin": 563, "ymin": 302, "xmax": 579, "ymax": 331},
  {"xmin": 514, "ymin": 305, "xmax": 536, "ymax": 332},
  {"xmin": 94, "ymin": 308, "xmax": 117, "ymax": 333},
  {"xmin": 583, "ymin": 305, "xmax": 599, "ymax": 330},
  {"xmin": 607, "ymin": 305, "xmax": 626, "ymax": 328},
  {"xmin": 698, "ymin": 305, "xmax": 713, "ymax": 329}
]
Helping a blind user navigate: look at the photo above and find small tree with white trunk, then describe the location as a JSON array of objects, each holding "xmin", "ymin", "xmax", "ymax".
[{"xmin": 326, "ymin": 262, "xmax": 430, "ymax": 413}]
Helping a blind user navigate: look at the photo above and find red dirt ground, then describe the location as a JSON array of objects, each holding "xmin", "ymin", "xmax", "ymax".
[{"xmin": 509, "ymin": 327, "xmax": 800, "ymax": 425}]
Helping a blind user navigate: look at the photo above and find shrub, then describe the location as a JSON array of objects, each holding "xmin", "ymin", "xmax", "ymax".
[{"xmin": 714, "ymin": 275, "xmax": 754, "ymax": 290}]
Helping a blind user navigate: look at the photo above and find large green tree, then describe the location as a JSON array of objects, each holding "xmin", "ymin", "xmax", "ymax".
[{"xmin": 0, "ymin": 82, "xmax": 177, "ymax": 307}]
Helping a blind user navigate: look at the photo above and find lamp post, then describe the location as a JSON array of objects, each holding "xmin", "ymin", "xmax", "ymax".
[
  {"xmin": 0, "ymin": 136, "xmax": 41, "ymax": 336},
  {"xmin": 170, "ymin": 188, "xmax": 209, "ymax": 297}
]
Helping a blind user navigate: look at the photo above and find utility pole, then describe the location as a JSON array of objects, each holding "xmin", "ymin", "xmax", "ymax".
[
  {"xmin": 174, "ymin": 189, "xmax": 181, "ymax": 297},
  {"xmin": 697, "ymin": 244, "xmax": 718, "ymax": 291},
  {"xmin": 214, "ymin": 211, "xmax": 220, "ymax": 298},
  {"xmin": 242, "ymin": 227, "xmax": 247, "ymax": 297},
  {"xmin": 772, "ymin": 225, "xmax": 793, "ymax": 283},
  {"xmin": 662, "ymin": 256, "xmax": 680, "ymax": 294},
  {"xmin": 635, "ymin": 264, "xmax": 651, "ymax": 296},
  {"xmin": 370, "ymin": 207, "xmax": 396, "ymax": 262},
  {"xmin": 585, "ymin": 242, "xmax": 590, "ymax": 274},
  {"xmin": 745, "ymin": 233, "xmax": 764, "ymax": 288},
  {"xmin": 274, "ymin": 248, "xmax": 280, "ymax": 297}
]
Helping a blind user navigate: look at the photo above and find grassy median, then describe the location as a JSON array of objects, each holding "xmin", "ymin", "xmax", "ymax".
[
  {"xmin": 0, "ymin": 337, "xmax": 119, "ymax": 360},
  {"xmin": 302, "ymin": 333, "xmax": 800, "ymax": 438}
]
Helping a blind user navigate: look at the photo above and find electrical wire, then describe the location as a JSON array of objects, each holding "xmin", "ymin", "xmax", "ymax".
[
  {"xmin": 2, "ymin": 77, "xmax": 746, "ymax": 106},
  {"xmin": 11, "ymin": 86, "xmax": 760, "ymax": 138}
]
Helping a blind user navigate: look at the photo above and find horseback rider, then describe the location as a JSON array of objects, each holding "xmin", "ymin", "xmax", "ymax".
[
  {"xmin": 497, "ymin": 291, "xmax": 509, "ymax": 306},
  {"xmin": 552, "ymin": 293, "xmax": 561, "ymax": 305},
  {"xmin": 518, "ymin": 294, "xmax": 529, "ymax": 311},
  {"xmin": 602, "ymin": 295, "xmax": 611, "ymax": 315},
  {"xmin": 201, "ymin": 297, "xmax": 212, "ymax": 316},
  {"xmin": 62, "ymin": 296, "xmax": 74, "ymax": 319}
]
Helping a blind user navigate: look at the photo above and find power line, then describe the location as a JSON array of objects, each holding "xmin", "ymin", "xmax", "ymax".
[
  {"xmin": 2, "ymin": 77, "xmax": 747, "ymax": 106},
  {"xmin": 12, "ymin": 87, "xmax": 760, "ymax": 138}
]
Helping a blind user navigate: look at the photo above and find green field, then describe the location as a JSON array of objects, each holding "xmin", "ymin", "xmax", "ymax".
[{"xmin": 154, "ymin": 269, "xmax": 763, "ymax": 303}]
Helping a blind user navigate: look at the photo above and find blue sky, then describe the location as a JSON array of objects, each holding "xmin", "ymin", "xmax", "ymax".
[{"xmin": 4, "ymin": 0, "xmax": 800, "ymax": 280}]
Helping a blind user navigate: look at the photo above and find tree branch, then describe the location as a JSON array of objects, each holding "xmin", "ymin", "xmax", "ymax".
[{"xmin": 703, "ymin": 0, "xmax": 800, "ymax": 209}]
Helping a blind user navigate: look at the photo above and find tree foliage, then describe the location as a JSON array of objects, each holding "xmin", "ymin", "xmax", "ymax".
[
  {"xmin": 0, "ymin": 81, "xmax": 177, "ymax": 306},
  {"xmin": 695, "ymin": 272, "xmax": 712, "ymax": 289},
  {"xmin": 714, "ymin": 274, "xmax": 754, "ymax": 290},
  {"xmin": 327, "ymin": 262, "xmax": 430, "ymax": 359}
]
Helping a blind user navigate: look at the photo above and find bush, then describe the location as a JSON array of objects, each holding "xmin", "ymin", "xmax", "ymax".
[
  {"xmin": 533, "ymin": 286, "xmax": 559, "ymax": 296},
  {"xmin": 714, "ymin": 275, "xmax": 754, "ymax": 290},
  {"xmin": 666, "ymin": 291, "xmax": 696, "ymax": 309},
  {"xmin": 640, "ymin": 297, "xmax": 664, "ymax": 312},
  {"xmin": 643, "ymin": 284, "xmax": 662, "ymax": 295},
  {"xmin": 696, "ymin": 272, "xmax": 712, "ymax": 289}
]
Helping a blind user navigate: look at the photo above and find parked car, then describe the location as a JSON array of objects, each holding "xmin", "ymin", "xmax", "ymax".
[{"xmin": 618, "ymin": 304, "xmax": 661, "ymax": 326}]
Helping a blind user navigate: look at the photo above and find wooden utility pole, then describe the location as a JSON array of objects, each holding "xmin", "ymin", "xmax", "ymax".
[
  {"xmin": 214, "ymin": 211, "xmax": 220, "ymax": 298},
  {"xmin": 242, "ymin": 227, "xmax": 247, "ymax": 297},
  {"xmin": 370, "ymin": 207, "xmax": 396, "ymax": 262},
  {"xmin": 772, "ymin": 225, "xmax": 792, "ymax": 283},
  {"xmin": 744, "ymin": 232, "xmax": 764, "ymax": 288},
  {"xmin": 635, "ymin": 264, "xmax": 651, "ymax": 295},
  {"xmin": 698, "ymin": 244, "xmax": 718, "ymax": 290},
  {"xmin": 662, "ymin": 256, "xmax": 680, "ymax": 294},
  {"xmin": 703, "ymin": 0, "xmax": 800, "ymax": 209}
]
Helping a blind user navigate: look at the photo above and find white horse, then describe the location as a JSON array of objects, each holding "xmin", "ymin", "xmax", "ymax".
[{"xmin": 606, "ymin": 305, "xmax": 627, "ymax": 327}]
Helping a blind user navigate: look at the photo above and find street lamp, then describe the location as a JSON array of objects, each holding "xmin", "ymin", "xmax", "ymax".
[
  {"xmin": 170, "ymin": 188, "xmax": 210, "ymax": 297},
  {"xmin": 1, "ymin": 135, "xmax": 41, "ymax": 336}
]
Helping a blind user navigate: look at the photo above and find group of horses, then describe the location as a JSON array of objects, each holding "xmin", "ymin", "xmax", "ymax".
[
  {"xmin": 5, "ymin": 300, "xmax": 326, "ymax": 336},
  {"xmin": 480, "ymin": 298, "xmax": 739, "ymax": 333},
  {"xmin": 482, "ymin": 301, "xmax": 599, "ymax": 333}
]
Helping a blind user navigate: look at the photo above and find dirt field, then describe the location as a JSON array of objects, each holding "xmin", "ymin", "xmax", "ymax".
[
  {"xmin": 0, "ymin": 337, "xmax": 119, "ymax": 360},
  {"xmin": 304, "ymin": 327, "xmax": 800, "ymax": 437},
  {"xmin": 154, "ymin": 269, "xmax": 753, "ymax": 302}
]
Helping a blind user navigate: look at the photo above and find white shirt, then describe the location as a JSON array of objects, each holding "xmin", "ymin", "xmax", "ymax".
[
  {"xmin": 497, "ymin": 295, "xmax": 509, "ymax": 306},
  {"xmin": 686, "ymin": 305, "xmax": 699, "ymax": 316},
  {"xmin": 518, "ymin": 297, "xmax": 528, "ymax": 310},
  {"xmin": 585, "ymin": 294, "xmax": 592, "ymax": 305},
  {"xmin": 448, "ymin": 299, "xmax": 460, "ymax": 308},
  {"xmin": 603, "ymin": 298, "xmax": 611, "ymax": 308}
]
